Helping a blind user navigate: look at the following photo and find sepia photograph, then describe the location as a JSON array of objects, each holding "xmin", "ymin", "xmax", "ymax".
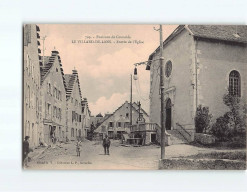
[{"xmin": 23, "ymin": 24, "xmax": 247, "ymax": 170}]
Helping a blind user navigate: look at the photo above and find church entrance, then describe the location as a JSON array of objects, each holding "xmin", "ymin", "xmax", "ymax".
[{"xmin": 165, "ymin": 98, "xmax": 172, "ymax": 130}]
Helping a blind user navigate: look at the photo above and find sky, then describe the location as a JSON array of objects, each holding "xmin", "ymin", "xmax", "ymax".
[{"xmin": 38, "ymin": 24, "xmax": 178, "ymax": 116}]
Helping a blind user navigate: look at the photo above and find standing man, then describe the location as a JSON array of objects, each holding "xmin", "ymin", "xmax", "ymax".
[
  {"xmin": 102, "ymin": 134, "xmax": 111, "ymax": 155},
  {"xmin": 23, "ymin": 136, "xmax": 32, "ymax": 168},
  {"xmin": 76, "ymin": 139, "xmax": 81, "ymax": 157}
]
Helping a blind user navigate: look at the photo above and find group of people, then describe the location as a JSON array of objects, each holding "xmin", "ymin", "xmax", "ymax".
[
  {"xmin": 75, "ymin": 134, "xmax": 111, "ymax": 157},
  {"xmin": 23, "ymin": 134, "xmax": 112, "ymax": 168}
]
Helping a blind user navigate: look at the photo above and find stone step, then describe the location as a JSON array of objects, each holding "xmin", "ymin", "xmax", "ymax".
[{"xmin": 167, "ymin": 130, "xmax": 188, "ymax": 145}]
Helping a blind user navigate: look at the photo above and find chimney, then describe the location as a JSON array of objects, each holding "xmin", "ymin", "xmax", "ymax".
[
  {"xmin": 51, "ymin": 50, "xmax": 59, "ymax": 56},
  {"xmin": 72, "ymin": 69, "xmax": 78, "ymax": 75}
]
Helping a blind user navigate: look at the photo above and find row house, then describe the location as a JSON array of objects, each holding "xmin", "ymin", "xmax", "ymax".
[
  {"xmin": 23, "ymin": 24, "xmax": 42, "ymax": 147},
  {"xmin": 64, "ymin": 70, "xmax": 83, "ymax": 141},
  {"xmin": 82, "ymin": 98, "xmax": 91, "ymax": 137},
  {"xmin": 23, "ymin": 24, "xmax": 91, "ymax": 146},
  {"xmin": 95, "ymin": 101, "xmax": 149, "ymax": 139},
  {"xmin": 40, "ymin": 50, "xmax": 67, "ymax": 144}
]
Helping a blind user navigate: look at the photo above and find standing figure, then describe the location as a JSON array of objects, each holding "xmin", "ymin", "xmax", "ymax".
[
  {"xmin": 23, "ymin": 136, "xmax": 32, "ymax": 168},
  {"xmin": 76, "ymin": 140, "xmax": 81, "ymax": 157},
  {"xmin": 103, "ymin": 134, "xmax": 111, "ymax": 155}
]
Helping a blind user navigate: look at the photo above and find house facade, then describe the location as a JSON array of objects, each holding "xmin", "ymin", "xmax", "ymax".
[
  {"xmin": 95, "ymin": 101, "xmax": 149, "ymax": 139},
  {"xmin": 64, "ymin": 69, "xmax": 83, "ymax": 141},
  {"xmin": 23, "ymin": 24, "xmax": 42, "ymax": 147},
  {"xmin": 82, "ymin": 98, "xmax": 91, "ymax": 138},
  {"xmin": 40, "ymin": 50, "xmax": 67, "ymax": 144},
  {"xmin": 147, "ymin": 25, "xmax": 247, "ymax": 138},
  {"xmin": 90, "ymin": 113, "xmax": 104, "ymax": 129}
]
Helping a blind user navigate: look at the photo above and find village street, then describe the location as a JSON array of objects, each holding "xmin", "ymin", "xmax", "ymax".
[{"xmin": 26, "ymin": 140, "xmax": 237, "ymax": 170}]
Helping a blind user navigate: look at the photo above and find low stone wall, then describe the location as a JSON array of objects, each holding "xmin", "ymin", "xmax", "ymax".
[
  {"xmin": 159, "ymin": 158, "xmax": 246, "ymax": 170},
  {"xmin": 194, "ymin": 133, "xmax": 216, "ymax": 145}
]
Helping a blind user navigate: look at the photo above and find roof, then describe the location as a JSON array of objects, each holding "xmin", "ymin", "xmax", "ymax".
[
  {"xmin": 94, "ymin": 101, "xmax": 149, "ymax": 131},
  {"xmin": 132, "ymin": 102, "xmax": 149, "ymax": 117},
  {"xmin": 64, "ymin": 74, "xmax": 75, "ymax": 98},
  {"xmin": 64, "ymin": 70, "xmax": 83, "ymax": 101},
  {"xmin": 147, "ymin": 25, "xmax": 247, "ymax": 69},
  {"xmin": 40, "ymin": 50, "xmax": 66, "ymax": 88},
  {"xmin": 81, "ymin": 98, "xmax": 91, "ymax": 116},
  {"xmin": 188, "ymin": 25, "xmax": 247, "ymax": 43},
  {"xmin": 96, "ymin": 113, "xmax": 103, "ymax": 117}
]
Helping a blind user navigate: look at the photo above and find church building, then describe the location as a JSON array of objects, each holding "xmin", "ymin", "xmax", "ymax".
[{"xmin": 147, "ymin": 25, "xmax": 247, "ymax": 139}]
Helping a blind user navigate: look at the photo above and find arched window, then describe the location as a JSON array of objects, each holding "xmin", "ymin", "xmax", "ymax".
[
  {"xmin": 229, "ymin": 70, "xmax": 241, "ymax": 97},
  {"xmin": 166, "ymin": 98, "xmax": 172, "ymax": 109},
  {"xmin": 165, "ymin": 60, "xmax": 172, "ymax": 77}
]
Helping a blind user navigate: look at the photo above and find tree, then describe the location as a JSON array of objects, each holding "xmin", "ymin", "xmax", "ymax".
[
  {"xmin": 211, "ymin": 113, "xmax": 231, "ymax": 141},
  {"xmin": 195, "ymin": 105, "xmax": 212, "ymax": 133},
  {"xmin": 223, "ymin": 93, "xmax": 246, "ymax": 134},
  {"xmin": 210, "ymin": 92, "xmax": 246, "ymax": 142}
]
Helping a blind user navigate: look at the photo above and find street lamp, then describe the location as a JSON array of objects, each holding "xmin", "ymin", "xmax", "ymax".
[
  {"xmin": 133, "ymin": 24, "xmax": 166, "ymax": 160},
  {"xmin": 133, "ymin": 66, "xmax": 138, "ymax": 80}
]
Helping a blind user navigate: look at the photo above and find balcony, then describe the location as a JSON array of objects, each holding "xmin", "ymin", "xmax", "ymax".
[{"xmin": 130, "ymin": 123, "xmax": 157, "ymax": 132}]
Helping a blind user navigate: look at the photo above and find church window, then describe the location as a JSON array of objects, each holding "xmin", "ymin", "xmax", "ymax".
[
  {"xmin": 165, "ymin": 60, "xmax": 172, "ymax": 77},
  {"xmin": 229, "ymin": 70, "xmax": 241, "ymax": 97}
]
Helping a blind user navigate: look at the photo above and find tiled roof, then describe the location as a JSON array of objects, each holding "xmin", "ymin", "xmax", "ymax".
[
  {"xmin": 132, "ymin": 102, "xmax": 149, "ymax": 117},
  {"xmin": 147, "ymin": 25, "xmax": 247, "ymax": 70},
  {"xmin": 96, "ymin": 113, "xmax": 103, "ymax": 117},
  {"xmin": 40, "ymin": 51, "xmax": 66, "ymax": 90},
  {"xmin": 40, "ymin": 56, "xmax": 53, "ymax": 83},
  {"xmin": 64, "ymin": 74, "xmax": 76, "ymax": 99},
  {"xmin": 64, "ymin": 70, "xmax": 83, "ymax": 101},
  {"xmin": 94, "ymin": 101, "xmax": 149, "ymax": 131},
  {"xmin": 188, "ymin": 25, "xmax": 247, "ymax": 43}
]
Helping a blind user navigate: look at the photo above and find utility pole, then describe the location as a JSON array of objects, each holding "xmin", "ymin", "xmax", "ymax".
[
  {"xmin": 130, "ymin": 74, "xmax": 133, "ymax": 126},
  {"xmin": 41, "ymin": 35, "xmax": 47, "ymax": 67},
  {"xmin": 133, "ymin": 24, "xmax": 166, "ymax": 159},
  {"xmin": 159, "ymin": 25, "xmax": 166, "ymax": 159},
  {"xmin": 138, "ymin": 101, "xmax": 141, "ymax": 120}
]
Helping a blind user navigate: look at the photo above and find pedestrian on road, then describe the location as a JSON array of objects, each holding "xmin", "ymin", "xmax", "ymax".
[
  {"xmin": 76, "ymin": 140, "xmax": 81, "ymax": 157},
  {"xmin": 23, "ymin": 136, "xmax": 32, "ymax": 168},
  {"xmin": 103, "ymin": 134, "xmax": 111, "ymax": 155}
]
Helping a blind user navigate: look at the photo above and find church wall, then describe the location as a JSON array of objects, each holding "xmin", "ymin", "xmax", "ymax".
[
  {"xmin": 196, "ymin": 39, "xmax": 247, "ymax": 121},
  {"xmin": 149, "ymin": 30, "xmax": 195, "ymax": 130}
]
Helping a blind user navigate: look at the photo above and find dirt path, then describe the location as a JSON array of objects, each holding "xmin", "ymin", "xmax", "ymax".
[{"xmin": 26, "ymin": 140, "xmax": 246, "ymax": 170}]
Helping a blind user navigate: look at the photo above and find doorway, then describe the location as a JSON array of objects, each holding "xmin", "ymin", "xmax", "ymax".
[
  {"xmin": 151, "ymin": 133, "xmax": 156, "ymax": 143},
  {"xmin": 165, "ymin": 98, "xmax": 172, "ymax": 130}
]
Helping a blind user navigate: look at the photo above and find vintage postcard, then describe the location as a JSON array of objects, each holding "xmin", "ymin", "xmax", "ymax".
[{"xmin": 23, "ymin": 24, "xmax": 246, "ymax": 170}]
